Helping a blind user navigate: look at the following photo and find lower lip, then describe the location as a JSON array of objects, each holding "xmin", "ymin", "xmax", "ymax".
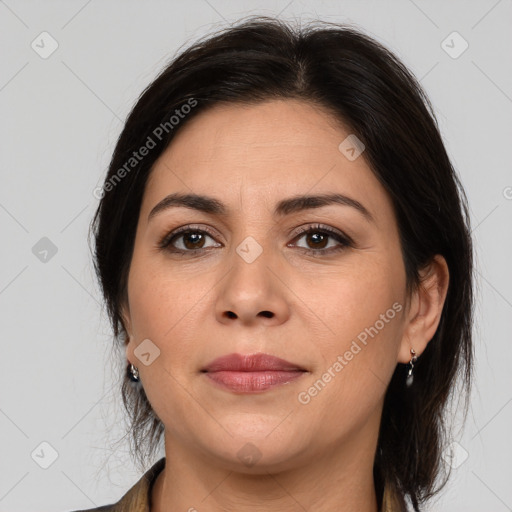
[{"xmin": 204, "ymin": 370, "xmax": 305, "ymax": 393}]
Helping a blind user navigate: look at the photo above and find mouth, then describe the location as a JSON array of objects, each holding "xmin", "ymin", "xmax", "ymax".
[{"xmin": 201, "ymin": 352, "xmax": 307, "ymax": 393}]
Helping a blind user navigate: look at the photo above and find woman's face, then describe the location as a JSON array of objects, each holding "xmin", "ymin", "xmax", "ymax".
[{"xmin": 124, "ymin": 99, "xmax": 411, "ymax": 472}]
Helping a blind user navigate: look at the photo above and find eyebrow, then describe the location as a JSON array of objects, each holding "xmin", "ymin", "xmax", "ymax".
[{"xmin": 148, "ymin": 192, "xmax": 374, "ymax": 223}]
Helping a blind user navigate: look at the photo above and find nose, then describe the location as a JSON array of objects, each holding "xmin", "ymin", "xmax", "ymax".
[{"xmin": 215, "ymin": 244, "xmax": 291, "ymax": 328}]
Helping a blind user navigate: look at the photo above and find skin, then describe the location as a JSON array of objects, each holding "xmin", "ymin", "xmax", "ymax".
[{"xmin": 123, "ymin": 99, "xmax": 449, "ymax": 511}]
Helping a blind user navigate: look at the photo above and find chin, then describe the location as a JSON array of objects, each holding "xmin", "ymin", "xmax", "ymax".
[{"xmin": 199, "ymin": 426, "xmax": 309, "ymax": 474}]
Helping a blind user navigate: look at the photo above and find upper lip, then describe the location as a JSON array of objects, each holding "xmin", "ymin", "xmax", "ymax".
[{"xmin": 202, "ymin": 353, "xmax": 306, "ymax": 372}]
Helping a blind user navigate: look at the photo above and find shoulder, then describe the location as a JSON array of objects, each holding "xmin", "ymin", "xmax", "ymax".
[
  {"xmin": 67, "ymin": 506, "xmax": 114, "ymax": 512},
  {"xmin": 66, "ymin": 457, "xmax": 166, "ymax": 512}
]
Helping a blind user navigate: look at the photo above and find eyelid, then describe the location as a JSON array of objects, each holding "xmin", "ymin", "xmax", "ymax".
[{"xmin": 289, "ymin": 223, "xmax": 354, "ymax": 246}]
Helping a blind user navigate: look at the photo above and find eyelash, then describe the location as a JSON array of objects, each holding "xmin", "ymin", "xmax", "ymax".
[{"xmin": 157, "ymin": 223, "xmax": 353, "ymax": 257}]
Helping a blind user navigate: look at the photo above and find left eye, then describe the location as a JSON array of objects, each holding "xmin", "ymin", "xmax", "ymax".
[{"xmin": 289, "ymin": 226, "xmax": 352, "ymax": 254}]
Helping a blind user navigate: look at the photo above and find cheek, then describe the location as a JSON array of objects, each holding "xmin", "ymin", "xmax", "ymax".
[
  {"xmin": 126, "ymin": 254, "xmax": 224, "ymax": 397},
  {"xmin": 309, "ymin": 259, "xmax": 403, "ymax": 346},
  {"xmin": 126, "ymin": 260, "xmax": 212, "ymax": 426},
  {"xmin": 301, "ymin": 259, "xmax": 404, "ymax": 407},
  {"xmin": 127, "ymin": 243, "xmax": 207, "ymax": 337}
]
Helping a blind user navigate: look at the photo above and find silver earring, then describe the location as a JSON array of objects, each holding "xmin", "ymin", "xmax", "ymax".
[
  {"xmin": 405, "ymin": 348, "xmax": 417, "ymax": 387},
  {"xmin": 128, "ymin": 363, "xmax": 140, "ymax": 382}
]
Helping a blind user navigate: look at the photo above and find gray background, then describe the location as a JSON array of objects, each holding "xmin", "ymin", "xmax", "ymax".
[{"xmin": 1, "ymin": 1, "xmax": 511, "ymax": 510}]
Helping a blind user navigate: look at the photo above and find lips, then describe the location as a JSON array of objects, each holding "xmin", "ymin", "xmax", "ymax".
[
  {"xmin": 202, "ymin": 353, "xmax": 306, "ymax": 372},
  {"xmin": 201, "ymin": 353, "xmax": 307, "ymax": 393}
]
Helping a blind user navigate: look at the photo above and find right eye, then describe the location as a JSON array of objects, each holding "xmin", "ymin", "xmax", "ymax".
[{"xmin": 158, "ymin": 225, "xmax": 222, "ymax": 255}]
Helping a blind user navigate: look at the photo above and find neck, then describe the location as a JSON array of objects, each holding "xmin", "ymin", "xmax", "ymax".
[{"xmin": 152, "ymin": 428, "xmax": 380, "ymax": 512}]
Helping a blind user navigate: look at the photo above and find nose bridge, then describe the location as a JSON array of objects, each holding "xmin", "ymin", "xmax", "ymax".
[
  {"xmin": 229, "ymin": 190, "xmax": 277, "ymax": 277},
  {"xmin": 215, "ymin": 229, "xmax": 289, "ymax": 325},
  {"xmin": 228, "ymin": 231, "xmax": 274, "ymax": 298}
]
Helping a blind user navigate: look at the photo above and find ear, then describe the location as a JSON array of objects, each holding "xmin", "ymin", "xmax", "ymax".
[
  {"xmin": 398, "ymin": 254, "xmax": 450, "ymax": 363},
  {"xmin": 120, "ymin": 301, "xmax": 135, "ymax": 362}
]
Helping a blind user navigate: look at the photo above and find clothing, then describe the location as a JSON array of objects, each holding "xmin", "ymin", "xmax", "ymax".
[
  {"xmin": 69, "ymin": 457, "xmax": 165, "ymax": 512},
  {"xmin": 69, "ymin": 456, "xmax": 403, "ymax": 511}
]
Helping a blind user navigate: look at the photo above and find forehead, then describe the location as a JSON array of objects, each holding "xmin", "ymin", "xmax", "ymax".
[{"xmin": 142, "ymin": 99, "xmax": 392, "ymax": 222}]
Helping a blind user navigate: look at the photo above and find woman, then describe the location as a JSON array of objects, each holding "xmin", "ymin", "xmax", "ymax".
[{"xmin": 79, "ymin": 15, "xmax": 473, "ymax": 512}]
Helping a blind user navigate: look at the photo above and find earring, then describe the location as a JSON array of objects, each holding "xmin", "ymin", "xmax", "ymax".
[
  {"xmin": 405, "ymin": 348, "xmax": 418, "ymax": 387},
  {"xmin": 128, "ymin": 362, "xmax": 140, "ymax": 382}
]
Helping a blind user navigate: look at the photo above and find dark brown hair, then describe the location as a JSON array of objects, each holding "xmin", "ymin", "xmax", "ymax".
[{"xmin": 89, "ymin": 16, "xmax": 474, "ymax": 511}]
